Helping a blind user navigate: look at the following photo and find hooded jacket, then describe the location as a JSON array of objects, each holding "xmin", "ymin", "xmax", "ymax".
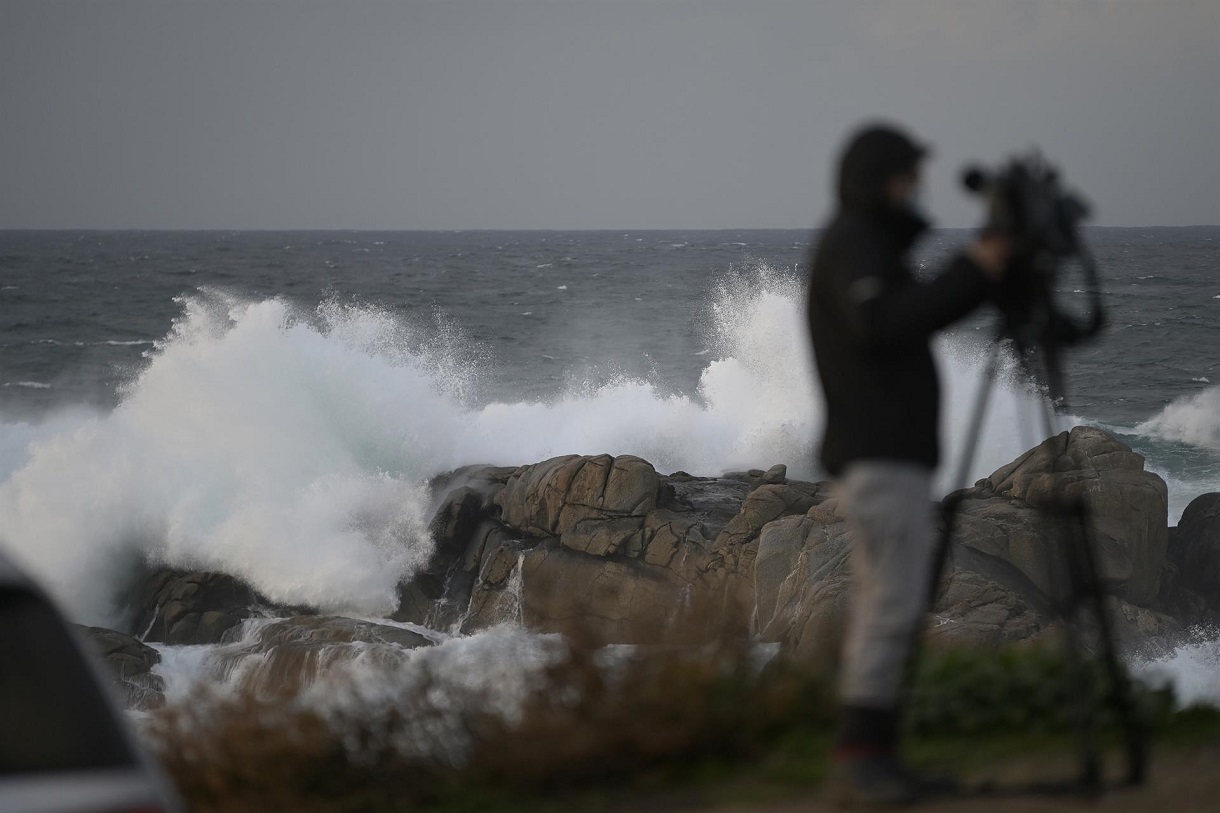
[{"xmin": 807, "ymin": 126, "xmax": 991, "ymax": 475}]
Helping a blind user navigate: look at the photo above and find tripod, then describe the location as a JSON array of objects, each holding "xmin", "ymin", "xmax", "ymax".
[{"xmin": 922, "ymin": 327, "xmax": 1148, "ymax": 795}]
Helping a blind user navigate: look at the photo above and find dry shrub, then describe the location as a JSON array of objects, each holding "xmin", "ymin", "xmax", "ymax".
[
  {"xmin": 142, "ymin": 630, "xmax": 832, "ymax": 812},
  {"xmin": 464, "ymin": 632, "xmax": 832, "ymax": 790},
  {"xmin": 146, "ymin": 691, "xmax": 447, "ymax": 812}
]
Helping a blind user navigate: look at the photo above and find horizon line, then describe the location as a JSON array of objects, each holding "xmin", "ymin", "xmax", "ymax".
[{"xmin": 2, "ymin": 223, "xmax": 1217, "ymax": 233}]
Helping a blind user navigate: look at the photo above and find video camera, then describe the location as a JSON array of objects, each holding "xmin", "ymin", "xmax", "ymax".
[{"xmin": 961, "ymin": 153, "xmax": 1105, "ymax": 396}]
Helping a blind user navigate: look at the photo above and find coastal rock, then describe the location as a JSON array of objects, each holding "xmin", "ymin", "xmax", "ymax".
[
  {"xmin": 454, "ymin": 460, "xmax": 790, "ymax": 642},
  {"xmin": 130, "ymin": 569, "xmax": 274, "ymax": 645},
  {"xmin": 1165, "ymin": 493, "xmax": 1220, "ymax": 612},
  {"xmin": 754, "ymin": 501, "xmax": 854, "ymax": 661},
  {"xmin": 752, "ymin": 498, "xmax": 1045, "ymax": 660},
  {"xmin": 460, "ymin": 527, "xmax": 727, "ymax": 642},
  {"xmin": 412, "ymin": 428, "xmax": 1180, "ymax": 653},
  {"xmin": 954, "ymin": 426, "xmax": 1169, "ymax": 607},
  {"xmin": 713, "ymin": 481, "xmax": 826, "ymax": 553},
  {"xmin": 926, "ymin": 569, "xmax": 1044, "ymax": 648},
  {"xmin": 494, "ymin": 454, "xmax": 661, "ymax": 537},
  {"xmin": 753, "ymin": 428, "xmax": 1174, "ymax": 659},
  {"xmin": 76, "ymin": 625, "xmax": 165, "ymax": 710},
  {"xmin": 469, "ymin": 539, "xmax": 697, "ymax": 643},
  {"xmin": 395, "ymin": 465, "xmax": 518, "ymax": 626}
]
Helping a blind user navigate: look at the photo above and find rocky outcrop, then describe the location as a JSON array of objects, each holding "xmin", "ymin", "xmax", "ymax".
[
  {"xmin": 77, "ymin": 625, "xmax": 165, "ymax": 710},
  {"xmin": 129, "ymin": 569, "xmax": 275, "ymax": 645},
  {"xmin": 954, "ymin": 426, "xmax": 1169, "ymax": 606},
  {"xmin": 394, "ymin": 465, "xmax": 517, "ymax": 627},
  {"xmin": 752, "ymin": 498, "xmax": 1046, "ymax": 659},
  {"xmin": 494, "ymin": 454, "xmax": 661, "ymax": 537},
  {"xmin": 394, "ymin": 430, "xmax": 1189, "ymax": 653},
  {"xmin": 442, "ymin": 455, "xmax": 829, "ymax": 643},
  {"xmin": 752, "ymin": 426, "xmax": 1182, "ymax": 656},
  {"xmin": 1165, "ymin": 493, "xmax": 1220, "ymax": 615},
  {"xmin": 91, "ymin": 427, "xmax": 1206, "ymax": 713}
]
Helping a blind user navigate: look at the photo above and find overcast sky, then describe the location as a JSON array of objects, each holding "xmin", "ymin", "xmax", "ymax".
[{"xmin": 2, "ymin": 1, "xmax": 1217, "ymax": 229}]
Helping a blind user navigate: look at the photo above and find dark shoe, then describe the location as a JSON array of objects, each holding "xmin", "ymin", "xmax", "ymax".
[{"xmin": 826, "ymin": 753, "xmax": 958, "ymax": 808}]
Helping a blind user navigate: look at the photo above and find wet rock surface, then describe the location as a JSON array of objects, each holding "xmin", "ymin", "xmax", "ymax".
[
  {"xmin": 129, "ymin": 569, "xmax": 277, "ymax": 646},
  {"xmin": 407, "ymin": 433, "xmax": 1193, "ymax": 654},
  {"xmin": 1166, "ymin": 492, "xmax": 1220, "ymax": 614},
  {"xmin": 76, "ymin": 625, "xmax": 165, "ymax": 710},
  {"xmin": 89, "ymin": 427, "xmax": 1212, "ymax": 709}
]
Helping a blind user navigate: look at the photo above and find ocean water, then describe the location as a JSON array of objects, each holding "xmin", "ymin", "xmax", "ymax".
[{"xmin": 1, "ymin": 228, "xmax": 1218, "ymax": 716}]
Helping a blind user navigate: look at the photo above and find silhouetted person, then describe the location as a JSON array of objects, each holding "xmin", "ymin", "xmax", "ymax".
[{"xmin": 807, "ymin": 123, "xmax": 1010, "ymax": 805}]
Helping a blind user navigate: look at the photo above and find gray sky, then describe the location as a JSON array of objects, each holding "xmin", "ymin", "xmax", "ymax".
[{"xmin": 2, "ymin": 1, "xmax": 1217, "ymax": 229}]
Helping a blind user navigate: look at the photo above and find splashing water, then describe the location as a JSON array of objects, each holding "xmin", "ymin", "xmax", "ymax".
[
  {"xmin": 0, "ymin": 276, "xmax": 1088, "ymax": 625},
  {"xmin": 1137, "ymin": 386, "xmax": 1220, "ymax": 450},
  {"xmin": 1132, "ymin": 627, "xmax": 1220, "ymax": 708},
  {"xmin": 0, "ymin": 294, "xmax": 445, "ymax": 624},
  {"xmin": 150, "ymin": 622, "xmax": 566, "ymax": 765}
]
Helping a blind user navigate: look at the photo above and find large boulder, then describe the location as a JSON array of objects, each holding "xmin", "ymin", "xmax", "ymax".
[
  {"xmin": 453, "ymin": 456, "xmax": 819, "ymax": 644},
  {"xmin": 954, "ymin": 426, "xmax": 1169, "ymax": 607},
  {"xmin": 493, "ymin": 454, "xmax": 661, "ymax": 537},
  {"xmin": 77, "ymin": 625, "xmax": 165, "ymax": 710},
  {"xmin": 1165, "ymin": 493, "xmax": 1220, "ymax": 612},
  {"xmin": 754, "ymin": 500, "xmax": 855, "ymax": 661},
  {"xmin": 753, "ymin": 499, "xmax": 1046, "ymax": 660},
  {"xmin": 129, "ymin": 570, "xmax": 272, "ymax": 645},
  {"xmin": 395, "ymin": 465, "xmax": 518, "ymax": 627},
  {"xmin": 460, "ymin": 513, "xmax": 729, "ymax": 642},
  {"xmin": 465, "ymin": 539, "xmax": 697, "ymax": 643},
  {"xmin": 412, "ymin": 429, "xmax": 1177, "ymax": 654},
  {"xmin": 753, "ymin": 427, "xmax": 1174, "ymax": 659}
]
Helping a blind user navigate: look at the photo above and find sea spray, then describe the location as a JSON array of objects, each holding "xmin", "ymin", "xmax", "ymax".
[
  {"xmin": 1132, "ymin": 626, "xmax": 1220, "ymax": 709},
  {"xmin": 0, "ymin": 275, "xmax": 1050, "ymax": 625},
  {"xmin": 1110, "ymin": 395, "xmax": 1220, "ymax": 523},
  {"xmin": 1137, "ymin": 386, "xmax": 1220, "ymax": 450},
  {"xmin": 150, "ymin": 622, "xmax": 567, "ymax": 765},
  {"xmin": 0, "ymin": 293, "xmax": 444, "ymax": 624}
]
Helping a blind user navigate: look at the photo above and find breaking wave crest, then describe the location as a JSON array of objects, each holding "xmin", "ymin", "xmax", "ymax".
[
  {"xmin": 1136, "ymin": 386, "xmax": 1220, "ymax": 451},
  {"xmin": 0, "ymin": 276, "xmax": 1063, "ymax": 624}
]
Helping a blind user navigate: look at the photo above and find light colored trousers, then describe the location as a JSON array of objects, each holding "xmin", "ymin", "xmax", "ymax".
[{"xmin": 837, "ymin": 461, "xmax": 936, "ymax": 708}]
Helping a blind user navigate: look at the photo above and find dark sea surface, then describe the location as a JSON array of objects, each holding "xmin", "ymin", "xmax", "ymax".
[
  {"xmin": 5, "ymin": 229, "xmax": 1219, "ymax": 489},
  {"xmin": 2, "ymin": 228, "xmax": 1217, "ymax": 417}
]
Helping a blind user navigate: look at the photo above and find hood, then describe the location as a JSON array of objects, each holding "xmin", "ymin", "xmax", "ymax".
[{"xmin": 836, "ymin": 124, "xmax": 928, "ymax": 212}]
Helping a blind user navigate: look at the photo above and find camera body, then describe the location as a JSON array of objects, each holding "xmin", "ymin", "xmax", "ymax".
[
  {"xmin": 962, "ymin": 153, "xmax": 1090, "ymax": 259},
  {"xmin": 962, "ymin": 153, "xmax": 1102, "ymax": 352}
]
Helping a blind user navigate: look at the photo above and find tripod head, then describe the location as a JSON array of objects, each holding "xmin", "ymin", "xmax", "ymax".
[{"xmin": 962, "ymin": 153, "xmax": 1106, "ymax": 405}]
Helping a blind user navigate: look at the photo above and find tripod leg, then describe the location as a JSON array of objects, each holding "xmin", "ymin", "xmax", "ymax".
[
  {"xmin": 929, "ymin": 340, "xmax": 1007, "ymax": 608},
  {"xmin": 1058, "ymin": 504, "xmax": 1102, "ymax": 792},
  {"xmin": 951, "ymin": 340, "xmax": 1005, "ymax": 493},
  {"xmin": 1068, "ymin": 500, "xmax": 1149, "ymax": 786}
]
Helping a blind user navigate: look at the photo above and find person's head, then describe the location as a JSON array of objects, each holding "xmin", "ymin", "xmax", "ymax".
[{"xmin": 836, "ymin": 124, "xmax": 927, "ymax": 213}]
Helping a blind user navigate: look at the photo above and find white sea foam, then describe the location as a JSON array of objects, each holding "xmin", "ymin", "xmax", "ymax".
[
  {"xmin": 1136, "ymin": 386, "xmax": 1220, "ymax": 450},
  {"xmin": 1132, "ymin": 627, "xmax": 1220, "ymax": 709},
  {"xmin": 0, "ymin": 294, "xmax": 446, "ymax": 625},
  {"xmin": 151, "ymin": 623, "xmax": 565, "ymax": 764},
  {"xmin": 0, "ymin": 275, "xmax": 1135, "ymax": 626}
]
